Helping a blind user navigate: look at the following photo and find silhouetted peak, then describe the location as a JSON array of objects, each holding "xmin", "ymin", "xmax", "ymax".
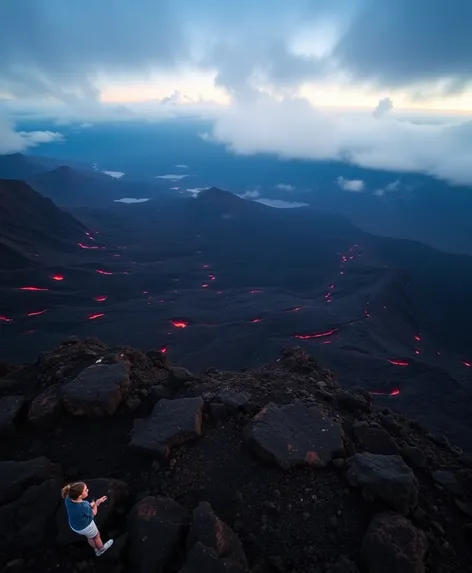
[{"xmin": 196, "ymin": 187, "xmax": 244, "ymax": 204}]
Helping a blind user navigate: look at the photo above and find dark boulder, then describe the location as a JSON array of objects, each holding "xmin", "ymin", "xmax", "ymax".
[
  {"xmin": 216, "ymin": 390, "xmax": 250, "ymax": 410},
  {"xmin": 128, "ymin": 496, "xmax": 187, "ymax": 573},
  {"xmin": 28, "ymin": 386, "xmax": 63, "ymax": 428},
  {"xmin": 401, "ymin": 447, "xmax": 427, "ymax": 470},
  {"xmin": 56, "ymin": 478, "xmax": 128, "ymax": 545},
  {"xmin": 180, "ymin": 542, "xmax": 247, "ymax": 573},
  {"xmin": 187, "ymin": 502, "xmax": 247, "ymax": 568},
  {"xmin": 431, "ymin": 470, "xmax": 464, "ymax": 496},
  {"xmin": 346, "ymin": 453, "xmax": 418, "ymax": 514},
  {"xmin": 62, "ymin": 362, "xmax": 130, "ymax": 418},
  {"xmin": 0, "ymin": 457, "xmax": 61, "ymax": 506},
  {"xmin": 168, "ymin": 366, "xmax": 194, "ymax": 387},
  {"xmin": 352, "ymin": 422, "xmax": 399, "ymax": 455},
  {"xmin": 337, "ymin": 391, "xmax": 371, "ymax": 413},
  {"xmin": 0, "ymin": 479, "xmax": 61, "ymax": 553},
  {"xmin": 0, "ymin": 395, "xmax": 26, "ymax": 436},
  {"xmin": 129, "ymin": 397, "xmax": 204, "ymax": 457},
  {"xmin": 361, "ymin": 513, "xmax": 427, "ymax": 573},
  {"xmin": 244, "ymin": 402, "xmax": 344, "ymax": 469}
]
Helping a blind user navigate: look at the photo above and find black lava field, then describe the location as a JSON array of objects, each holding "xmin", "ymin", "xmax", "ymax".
[{"xmin": 1, "ymin": 184, "xmax": 472, "ymax": 449}]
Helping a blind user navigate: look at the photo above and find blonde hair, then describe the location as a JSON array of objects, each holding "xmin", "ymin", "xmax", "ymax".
[{"xmin": 61, "ymin": 482, "xmax": 86, "ymax": 500}]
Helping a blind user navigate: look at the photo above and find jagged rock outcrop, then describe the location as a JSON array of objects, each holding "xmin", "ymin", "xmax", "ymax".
[{"xmin": 1, "ymin": 341, "xmax": 471, "ymax": 573}]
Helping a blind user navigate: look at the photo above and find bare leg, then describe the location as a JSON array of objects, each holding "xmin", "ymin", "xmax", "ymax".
[
  {"xmin": 93, "ymin": 533, "xmax": 104, "ymax": 551},
  {"xmin": 87, "ymin": 537, "xmax": 97, "ymax": 551}
]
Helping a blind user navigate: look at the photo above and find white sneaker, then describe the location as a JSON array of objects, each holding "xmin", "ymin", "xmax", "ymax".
[{"xmin": 96, "ymin": 539, "xmax": 114, "ymax": 556}]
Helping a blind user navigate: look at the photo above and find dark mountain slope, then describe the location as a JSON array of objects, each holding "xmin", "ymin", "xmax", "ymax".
[
  {"xmin": 0, "ymin": 179, "xmax": 87, "ymax": 269},
  {"xmin": 1, "ymin": 187, "xmax": 472, "ymax": 450},
  {"xmin": 28, "ymin": 165, "xmax": 171, "ymax": 207}
]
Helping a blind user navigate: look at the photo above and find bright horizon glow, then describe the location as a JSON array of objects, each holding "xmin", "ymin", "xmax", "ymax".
[{"xmin": 96, "ymin": 70, "xmax": 472, "ymax": 114}]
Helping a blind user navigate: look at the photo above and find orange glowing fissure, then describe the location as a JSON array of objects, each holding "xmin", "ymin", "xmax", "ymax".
[
  {"xmin": 387, "ymin": 359, "xmax": 409, "ymax": 366},
  {"xmin": 293, "ymin": 328, "xmax": 339, "ymax": 340},
  {"xmin": 171, "ymin": 320, "xmax": 188, "ymax": 328},
  {"xmin": 96, "ymin": 269, "xmax": 113, "ymax": 275},
  {"xmin": 19, "ymin": 287, "xmax": 48, "ymax": 291},
  {"xmin": 88, "ymin": 313, "xmax": 105, "ymax": 320},
  {"xmin": 27, "ymin": 310, "xmax": 48, "ymax": 317},
  {"xmin": 51, "ymin": 275, "xmax": 64, "ymax": 281},
  {"xmin": 371, "ymin": 388, "xmax": 400, "ymax": 396}
]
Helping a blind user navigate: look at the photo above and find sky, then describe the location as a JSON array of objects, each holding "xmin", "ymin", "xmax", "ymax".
[{"xmin": 1, "ymin": 0, "xmax": 472, "ymax": 185}]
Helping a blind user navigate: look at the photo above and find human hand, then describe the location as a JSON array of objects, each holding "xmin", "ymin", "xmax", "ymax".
[{"xmin": 97, "ymin": 496, "xmax": 108, "ymax": 505}]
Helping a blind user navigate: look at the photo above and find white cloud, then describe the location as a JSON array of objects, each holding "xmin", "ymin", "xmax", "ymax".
[
  {"xmin": 336, "ymin": 176, "xmax": 365, "ymax": 192},
  {"xmin": 275, "ymin": 183, "xmax": 295, "ymax": 192},
  {"xmin": 256, "ymin": 198, "xmax": 309, "ymax": 208},
  {"xmin": 103, "ymin": 170, "xmax": 125, "ymax": 178},
  {"xmin": 155, "ymin": 174, "xmax": 189, "ymax": 180},
  {"xmin": 208, "ymin": 96, "xmax": 472, "ymax": 186},
  {"xmin": 238, "ymin": 189, "xmax": 260, "ymax": 199},
  {"xmin": 187, "ymin": 187, "xmax": 209, "ymax": 197},
  {"xmin": 373, "ymin": 97, "xmax": 393, "ymax": 118},
  {"xmin": 114, "ymin": 197, "xmax": 150, "ymax": 203},
  {"xmin": 374, "ymin": 179, "xmax": 401, "ymax": 196},
  {"xmin": 0, "ymin": 113, "xmax": 64, "ymax": 153},
  {"xmin": 175, "ymin": 164, "xmax": 188, "ymax": 168}
]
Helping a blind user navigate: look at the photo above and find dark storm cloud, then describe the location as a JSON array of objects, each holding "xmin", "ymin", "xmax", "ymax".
[
  {"xmin": 334, "ymin": 0, "xmax": 472, "ymax": 92},
  {"xmin": 0, "ymin": 0, "xmax": 471, "ymax": 101}
]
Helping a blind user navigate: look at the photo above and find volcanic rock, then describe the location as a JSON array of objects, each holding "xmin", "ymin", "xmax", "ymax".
[
  {"xmin": 129, "ymin": 397, "xmax": 204, "ymax": 457},
  {"xmin": 327, "ymin": 556, "xmax": 360, "ymax": 573},
  {"xmin": 401, "ymin": 447, "xmax": 427, "ymax": 470},
  {"xmin": 0, "ymin": 457, "xmax": 61, "ymax": 506},
  {"xmin": 62, "ymin": 361, "xmax": 130, "ymax": 417},
  {"xmin": 56, "ymin": 478, "xmax": 128, "ymax": 545},
  {"xmin": 168, "ymin": 366, "xmax": 194, "ymax": 387},
  {"xmin": 431, "ymin": 470, "xmax": 464, "ymax": 496},
  {"xmin": 0, "ymin": 479, "xmax": 61, "ymax": 553},
  {"xmin": 352, "ymin": 422, "xmax": 400, "ymax": 455},
  {"xmin": 187, "ymin": 502, "xmax": 247, "ymax": 568},
  {"xmin": 244, "ymin": 402, "xmax": 344, "ymax": 469},
  {"xmin": 0, "ymin": 395, "xmax": 26, "ymax": 436},
  {"xmin": 180, "ymin": 542, "xmax": 247, "ymax": 573},
  {"xmin": 216, "ymin": 390, "xmax": 250, "ymax": 410},
  {"xmin": 28, "ymin": 385, "xmax": 62, "ymax": 428},
  {"xmin": 346, "ymin": 453, "xmax": 418, "ymax": 514},
  {"xmin": 128, "ymin": 496, "xmax": 187, "ymax": 573},
  {"xmin": 337, "ymin": 391, "xmax": 371, "ymax": 413},
  {"xmin": 361, "ymin": 513, "xmax": 428, "ymax": 573}
]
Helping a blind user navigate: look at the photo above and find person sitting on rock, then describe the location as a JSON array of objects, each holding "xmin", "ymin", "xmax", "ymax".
[{"xmin": 61, "ymin": 482, "xmax": 114, "ymax": 556}]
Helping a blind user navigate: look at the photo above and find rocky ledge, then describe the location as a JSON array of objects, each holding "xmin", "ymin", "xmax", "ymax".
[{"xmin": 0, "ymin": 339, "xmax": 472, "ymax": 573}]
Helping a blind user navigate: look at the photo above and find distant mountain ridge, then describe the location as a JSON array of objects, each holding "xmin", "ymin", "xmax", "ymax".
[{"xmin": 0, "ymin": 178, "xmax": 87, "ymax": 269}]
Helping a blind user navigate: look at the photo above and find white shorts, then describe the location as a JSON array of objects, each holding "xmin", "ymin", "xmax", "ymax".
[{"xmin": 71, "ymin": 520, "xmax": 98, "ymax": 539}]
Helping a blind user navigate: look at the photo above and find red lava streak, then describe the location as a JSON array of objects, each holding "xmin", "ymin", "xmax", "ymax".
[
  {"xmin": 294, "ymin": 328, "xmax": 339, "ymax": 340},
  {"xmin": 208, "ymin": 274, "xmax": 216, "ymax": 280},
  {"xmin": 88, "ymin": 313, "xmax": 104, "ymax": 320},
  {"xmin": 287, "ymin": 306, "xmax": 303, "ymax": 312},
  {"xmin": 27, "ymin": 310, "xmax": 48, "ymax": 317},
  {"xmin": 371, "ymin": 388, "xmax": 400, "ymax": 396},
  {"xmin": 251, "ymin": 318, "xmax": 262, "ymax": 323},
  {"xmin": 96, "ymin": 269, "xmax": 113, "ymax": 275},
  {"xmin": 160, "ymin": 346, "xmax": 168, "ymax": 353},
  {"xmin": 19, "ymin": 287, "xmax": 48, "ymax": 291},
  {"xmin": 250, "ymin": 289, "xmax": 262, "ymax": 294},
  {"xmin": 0, "ymin": 316, "xmax": 13, "ymax": 322},
  {"xmin": 78, "ymin": 242, "xmax": 100, "ymax": 249},
  {"xmin": 387, "ymin": 359, "xmax": 409, "ymax": 366},
  {"xmin": 414, "ymin": 335, "xmax": 421, "ymax": 341},
  {"xmin": 463, "ymin": 361, "xmax": 471, "ymax": 367},
  {"xmin": 171, "ymin": 320, "xmax": 188, "ymax": 328},
  {"xmin": 51, "ymin": 275, "xmax": 64, "ymax": 281},
  {"xmin": 201, "ymin": 283, "xmax": 209, "ymax": 288},
  {"xmin": 94, "ymin": 296, "xmax": 107, "ymax": 302}
]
